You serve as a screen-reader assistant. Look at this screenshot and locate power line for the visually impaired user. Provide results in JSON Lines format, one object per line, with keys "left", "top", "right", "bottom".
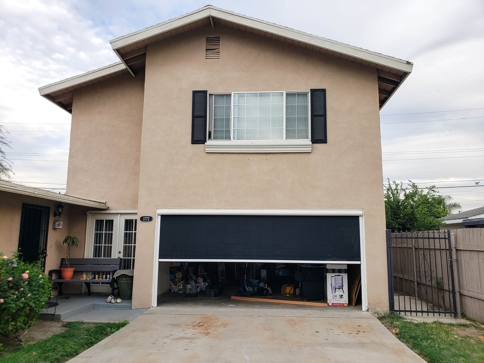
{"left": 381, "top": 116, "right": 483, "bottom": 124}
{"left": 1, "top": 123, "right": 70, "bottom": 125}
{"left": 381, "top": 107, "right": 484, "bottom": 116}
{"left": 384, "top": 185, "right": 484, "bottom": 190}
{"left": 9, "top": 159, "right": 68, "bottom": 163}
{"left": 383, "top": 155, "right": 484, "bottom": 161}
{"left": 6, "top": 153, "right": 69, "bottom": 156}
{"left": 396, "top": 179, "right": 483, "bottom": 185}
{"left": 383, "top": 148, "right": 484, "bottom": 155}
{"left": 401, "top": 178, "right": 484, "bottom": 185}
{"left": 6, "top": 130, "right": 70, "bottom": 133}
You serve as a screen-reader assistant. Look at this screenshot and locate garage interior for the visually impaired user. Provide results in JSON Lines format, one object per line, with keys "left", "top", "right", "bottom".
{"left": 157, "top": 213, "right": 363, "bottom": 307}
{"left": 158, "top": 261, "right": 362, "bottom": 307}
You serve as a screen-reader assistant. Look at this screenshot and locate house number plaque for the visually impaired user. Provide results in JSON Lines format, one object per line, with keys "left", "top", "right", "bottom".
{"left": 140, "top": 216, "right": 153, "bottom": 222}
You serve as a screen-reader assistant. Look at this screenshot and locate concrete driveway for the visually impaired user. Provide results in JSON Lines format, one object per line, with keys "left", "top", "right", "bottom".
{"left": 68, "top": 301, "right": 424, "bottom": 363}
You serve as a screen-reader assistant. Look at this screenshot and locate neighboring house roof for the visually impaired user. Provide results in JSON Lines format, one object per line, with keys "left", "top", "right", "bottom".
{"left": 39, "top": 5, "right": 412, "bottom": 113}
{"left": 443, "top": 206, "right": 484, "bottom": 225}
{"left": 0, "top": 180, "right": 108, "bottom": 209}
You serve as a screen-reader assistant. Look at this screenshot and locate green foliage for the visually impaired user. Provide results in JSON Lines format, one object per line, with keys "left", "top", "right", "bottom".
{"left": 384, "top": 180, "right": 460, "bottom": 231}
{"left": 62, "top": 236, "right": 79, "bottom": 267}
{"left": 0, "top": 125, "right": 12, "bottom": 180}
{"left": 0, "top": 252, "right": 52, "bottom": 340}
{"left": 378, "top": 313, "right": 484, "bottom": 363}
{"left": 0, "top": 321, "right": 128, "bottom": 363}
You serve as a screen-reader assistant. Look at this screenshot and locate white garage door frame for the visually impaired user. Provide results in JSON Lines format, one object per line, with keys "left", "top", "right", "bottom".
{"left": 152, "top": 209, "right": 367, "bottom": 311}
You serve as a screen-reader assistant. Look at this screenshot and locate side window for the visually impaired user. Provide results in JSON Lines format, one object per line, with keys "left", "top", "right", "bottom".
{"left": 209, "top": 94, "right": 231, "bottom": 140}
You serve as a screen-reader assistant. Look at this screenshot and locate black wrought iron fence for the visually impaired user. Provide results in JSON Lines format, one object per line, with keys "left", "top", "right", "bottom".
{"left": 386, "top": 230, "right": 457, "bottom": 317}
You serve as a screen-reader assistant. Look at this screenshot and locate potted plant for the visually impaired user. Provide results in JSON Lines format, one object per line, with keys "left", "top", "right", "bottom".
{"left": 60, "top": 235, "right": 79, "bottom": 280}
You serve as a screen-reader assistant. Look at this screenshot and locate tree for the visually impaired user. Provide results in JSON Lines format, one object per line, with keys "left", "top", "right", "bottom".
{"left": 0, "top": 124, "right": 12, "bottom": 180}
{"left": 384, "top": 180, "right": 461, "bottom": 232}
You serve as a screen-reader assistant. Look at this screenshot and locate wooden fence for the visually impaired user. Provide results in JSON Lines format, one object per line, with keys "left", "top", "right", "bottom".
{"left": 452, "top": 229, "right": 484, "bottom": 323}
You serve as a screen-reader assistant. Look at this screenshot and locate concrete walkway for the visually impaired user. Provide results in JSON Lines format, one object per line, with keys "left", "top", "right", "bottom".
{"left": 68, "top": 302, "right": 424, "bottom": 363}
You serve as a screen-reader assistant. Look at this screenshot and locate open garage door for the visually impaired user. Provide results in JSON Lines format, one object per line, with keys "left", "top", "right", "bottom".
{"left": 159, "top": 215, "right": 360, "bottom": 262}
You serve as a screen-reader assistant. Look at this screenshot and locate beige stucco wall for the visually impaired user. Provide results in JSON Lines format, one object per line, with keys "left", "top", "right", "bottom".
{"left": 67, "top": 71, "right": 145, "bottom": 210}
{"left": 66, "top": 24, "right": 389, "bottom": 310}
{"left": 128, "top": 25, "right": 387, "bottom": 309}
{"left": 0, "top": 191, "right": 89, "bottom": 276}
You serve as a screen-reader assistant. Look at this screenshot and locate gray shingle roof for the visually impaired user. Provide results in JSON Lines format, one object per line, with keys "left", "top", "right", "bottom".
{"left": 443, "top": 206, "right": 484, "bottom": 220}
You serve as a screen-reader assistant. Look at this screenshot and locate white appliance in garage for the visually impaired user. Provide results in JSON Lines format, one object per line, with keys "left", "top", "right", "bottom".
{"left": 327, "top": 264, "right": 348, "bottom": 306}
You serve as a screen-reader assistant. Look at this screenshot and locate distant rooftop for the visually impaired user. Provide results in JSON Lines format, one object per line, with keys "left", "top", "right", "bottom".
{"left": 443, "top": 206, "right": 484, "bottom": 221}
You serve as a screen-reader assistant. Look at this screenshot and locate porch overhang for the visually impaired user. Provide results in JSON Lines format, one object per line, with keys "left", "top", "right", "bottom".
{"left": 0, "top": 180, "right": 108, "bottom": 209}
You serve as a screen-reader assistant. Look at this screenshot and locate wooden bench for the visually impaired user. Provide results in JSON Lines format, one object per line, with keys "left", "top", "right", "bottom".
{"left": 49, "top": 258, "right": 122, "bottom": 296}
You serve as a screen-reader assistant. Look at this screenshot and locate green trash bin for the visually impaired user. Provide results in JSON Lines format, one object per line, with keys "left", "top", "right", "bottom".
{"left": 116, "top": 274, "right": 133, "bottom": 300}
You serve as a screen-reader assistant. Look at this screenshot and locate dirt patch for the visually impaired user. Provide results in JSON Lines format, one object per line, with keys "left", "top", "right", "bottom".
{"left": 0, "top": 319, "right": 66, "bottom": 352}
{"left": 23, "top": 320, "right": 66, "bottom": 344}
{"left": 454, "top": 325, "right": 484, "bottom": 340}
{"left": 190, "top": 315, "right": 228, "bottom": 338}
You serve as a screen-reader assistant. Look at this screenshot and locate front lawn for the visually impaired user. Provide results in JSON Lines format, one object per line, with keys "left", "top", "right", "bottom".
{"left": 0, "top": 321, "right": 127, "bottom": 363}
{"left": 379, "top": 313, "right": 484, "bottom": 363}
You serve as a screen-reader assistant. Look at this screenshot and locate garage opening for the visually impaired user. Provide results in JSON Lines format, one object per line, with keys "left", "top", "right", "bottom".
{"left": 157, "top": 261, "right": 362, "bottom": 307}
{"left": 155, "top": 211, "right": 365, "bottom": 309}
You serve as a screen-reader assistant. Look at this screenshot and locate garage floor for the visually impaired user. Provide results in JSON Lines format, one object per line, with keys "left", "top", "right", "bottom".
{"left": 68, "top": 300, "right": 424, "bottom": 362}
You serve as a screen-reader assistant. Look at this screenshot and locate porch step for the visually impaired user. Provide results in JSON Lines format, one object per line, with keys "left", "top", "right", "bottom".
{"left": 40, "top": 294, "right": 133, "bottom": 321}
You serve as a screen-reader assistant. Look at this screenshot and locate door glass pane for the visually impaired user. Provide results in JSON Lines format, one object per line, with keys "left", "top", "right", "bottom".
{"left": 121, "top": 219, "right": 137, "bottom": 269}
{"left": 93, "top": 219, "right": 115, "bottom": 258}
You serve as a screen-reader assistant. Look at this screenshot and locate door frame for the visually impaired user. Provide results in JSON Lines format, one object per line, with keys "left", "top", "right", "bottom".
{"left": 153, "top": 209, "right": 367, "bottom": 311}
{"left": 18, "top": 203, "right": 50, "bottom": 267}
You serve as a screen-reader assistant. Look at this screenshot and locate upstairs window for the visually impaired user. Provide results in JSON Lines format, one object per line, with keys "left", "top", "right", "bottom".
{"left": 192, "top": 89, "right": 326, "bottom": 152}
{"left": 209, "top": 92, "right": 309, "bottom": 141}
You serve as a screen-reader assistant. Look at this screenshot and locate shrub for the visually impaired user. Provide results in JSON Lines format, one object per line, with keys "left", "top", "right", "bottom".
{"left": 0, "top": 252, "right": 52, "bottom": 341}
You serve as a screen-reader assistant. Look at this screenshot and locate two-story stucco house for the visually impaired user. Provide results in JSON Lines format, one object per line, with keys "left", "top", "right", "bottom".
{"left": 1, "top": 6, "right": 412, "bottom": 311}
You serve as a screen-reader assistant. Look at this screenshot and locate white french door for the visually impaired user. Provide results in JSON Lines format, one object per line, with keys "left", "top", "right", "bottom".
{"left": 86, "top": 213, "right": 137, "bottom": 270}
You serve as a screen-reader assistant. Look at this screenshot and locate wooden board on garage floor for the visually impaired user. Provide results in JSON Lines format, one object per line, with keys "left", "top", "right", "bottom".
{"left": 232, "top": 296, "right": 328, "bottom": 307}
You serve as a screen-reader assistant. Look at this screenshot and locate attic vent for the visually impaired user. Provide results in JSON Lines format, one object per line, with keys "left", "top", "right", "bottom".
{"left": 206, "top": 36, "right": 220, "bottom": 59}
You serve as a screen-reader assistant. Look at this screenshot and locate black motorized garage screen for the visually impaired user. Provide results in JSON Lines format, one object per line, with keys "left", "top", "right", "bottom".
{"left": 159, "top": 215, "right": 360, "bottom": 261}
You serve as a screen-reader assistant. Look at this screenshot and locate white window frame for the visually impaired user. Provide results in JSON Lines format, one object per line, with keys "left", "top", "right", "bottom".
{"left": 205, "top": 91, "right": 312, "bottom": 153}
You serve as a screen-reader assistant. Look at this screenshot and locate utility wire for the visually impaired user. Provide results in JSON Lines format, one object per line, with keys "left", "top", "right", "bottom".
{"left": 383, "top": 155, "right": 484, "bottom": 161}
{"left": 381, "top": 116, "right": 483, "bottom": 124}
{"left": 381, "top": 107, "right": 484, "bottom": 116}
{"left": 383, "top": 148, "right": 484, "bottom": 155}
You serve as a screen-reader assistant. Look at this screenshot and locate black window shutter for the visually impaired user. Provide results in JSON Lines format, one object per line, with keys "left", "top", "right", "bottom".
{"left": 310, "top": 89, "right": 327, "bottom": 143}
{"left": 191, "top": 90, "right": 208, "bottom": 144}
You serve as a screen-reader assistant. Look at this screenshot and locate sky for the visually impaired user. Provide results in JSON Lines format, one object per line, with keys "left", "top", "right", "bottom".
{"left": 0, "top": 0, "right": 483, "bottom": 212}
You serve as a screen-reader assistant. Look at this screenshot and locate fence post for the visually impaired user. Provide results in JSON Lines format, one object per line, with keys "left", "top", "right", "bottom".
{"left": 386, "top": 230, "right": 395, "bottom": 313}
{"left": 412, "top": 237, "right": 418, "bottom": 300}
{"left": 450, "top": 231, "right": 461, "bottom": 318}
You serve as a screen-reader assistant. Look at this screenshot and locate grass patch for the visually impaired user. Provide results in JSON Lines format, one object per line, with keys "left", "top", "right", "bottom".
{"left": 0, "top": 321, "right": 127, "bottom": 363}
{"left": 379, "top": 313, "right": 484, "bottom": 363}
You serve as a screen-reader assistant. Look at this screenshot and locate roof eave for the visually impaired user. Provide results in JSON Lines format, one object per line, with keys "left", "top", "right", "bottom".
{"left": 39, "top": 62, "right": 126, "bottom": 96}
{"left": 38, "top": 62, "right": 127, "bottom": 113}
{"left": 111, "top": 6, "right": 413, "bottom": 75}
{"left": 0, "top": 181, "right": 108, "bottom": 209}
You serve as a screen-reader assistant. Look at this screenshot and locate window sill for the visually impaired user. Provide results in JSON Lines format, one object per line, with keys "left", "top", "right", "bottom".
{"left": 205, "top": 140, "right": 312, "bottom": 153}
